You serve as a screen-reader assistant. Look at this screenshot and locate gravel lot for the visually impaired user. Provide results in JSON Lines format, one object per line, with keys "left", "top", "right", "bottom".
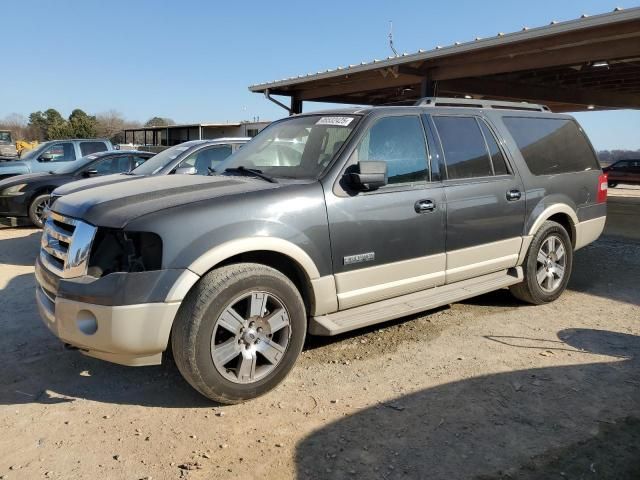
{"left": 0, "top": 188, "right": 638, "bottom": 480}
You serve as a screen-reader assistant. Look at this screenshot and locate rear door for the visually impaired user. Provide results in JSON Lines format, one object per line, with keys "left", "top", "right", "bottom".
{"left": 325, "top": 114, "right": 446, "bottom": 310}
{"left": 426, "top": 114, "right": 525, "bottom": 284}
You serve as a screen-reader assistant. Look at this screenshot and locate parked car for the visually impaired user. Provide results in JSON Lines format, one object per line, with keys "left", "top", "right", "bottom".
{"left": 0, "top": 139, "right": 113, "bottom": 180}
{"left": 0, "top": 130, "right": 18, "bottom": 160}
{"left": 603, "top": 159, "right": 640, "bottom": 187}
{"left": 35, "top": 98, "right": 607, "bottom": 404}
{"left": 0, "top": 150, "right": 154, "bottom": 228}
{"left": 49, "top": 138, "right": 249, "bottom": 202}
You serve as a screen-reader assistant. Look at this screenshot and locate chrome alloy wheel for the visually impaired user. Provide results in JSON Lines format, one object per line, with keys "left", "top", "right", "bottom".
{"left": 536, "top": 235, "right": 567, "bottom": 293}
{"left": 35, "top": 197, "right": 51, "bottom": 223}
{"left": 211, "top": 291, "right": 291, "bottom": 384}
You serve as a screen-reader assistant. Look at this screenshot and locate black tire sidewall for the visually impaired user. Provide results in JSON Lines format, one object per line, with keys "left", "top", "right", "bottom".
{"left": 525, "top": 222, "right": 573, "bottom": 303}
{"left": 28, "top": 194, "right": 50, "bottom": 228}
{"left": 190, "top": 268, "right": 306, "bottom": 402}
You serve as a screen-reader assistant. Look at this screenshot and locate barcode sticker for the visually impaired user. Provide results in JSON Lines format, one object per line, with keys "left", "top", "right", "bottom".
{"left": 316, "top": 116, "right": 354, "bottom": 127}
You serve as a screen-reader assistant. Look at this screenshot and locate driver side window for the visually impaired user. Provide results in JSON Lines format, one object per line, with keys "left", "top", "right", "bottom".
{"left": 41, "top": 143, "right": 76, "bottom": 162}
{"left": 355, "top": 116, "right": 429, "bottom": 185}
{"left": 89, "top": 155, "right": 132, "bottom": 175}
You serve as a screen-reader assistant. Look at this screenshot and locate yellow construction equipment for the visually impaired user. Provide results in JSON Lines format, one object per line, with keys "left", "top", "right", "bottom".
{"left": 16, "top": 140, "right": 39, "bottom": 156}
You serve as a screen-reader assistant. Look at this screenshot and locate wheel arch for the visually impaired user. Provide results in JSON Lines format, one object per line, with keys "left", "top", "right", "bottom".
{"left": 166, "top": 238, "right": 333, "bottom": 316}
{"left": 527, "top": 204, "right": 578, "bottom": 247}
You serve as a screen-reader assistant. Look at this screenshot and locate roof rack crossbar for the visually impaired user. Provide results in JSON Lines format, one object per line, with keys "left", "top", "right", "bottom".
{"left": 415, "top": 97, "right": 550, "bottom": 112}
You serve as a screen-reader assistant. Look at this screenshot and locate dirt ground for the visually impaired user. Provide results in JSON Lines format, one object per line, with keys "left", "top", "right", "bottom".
{"left": 0, "top": 188, "right": 638, "bottom": 480}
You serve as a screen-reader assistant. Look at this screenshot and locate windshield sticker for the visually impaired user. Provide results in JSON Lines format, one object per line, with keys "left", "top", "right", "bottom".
{"left": 316, "top": 116, "right": 354, "bottom": 127}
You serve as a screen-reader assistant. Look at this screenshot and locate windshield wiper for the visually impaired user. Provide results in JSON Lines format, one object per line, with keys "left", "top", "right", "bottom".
{"left": 224, "top": 166, "right": 277, "bottom": 183}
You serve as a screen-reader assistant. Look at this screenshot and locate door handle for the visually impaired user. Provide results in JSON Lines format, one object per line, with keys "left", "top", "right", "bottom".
{"left": 415, "top": 199, "right": 436, "bottom": 213}
{"left": 506, "top": 189, "right": 522, "bottom": 201}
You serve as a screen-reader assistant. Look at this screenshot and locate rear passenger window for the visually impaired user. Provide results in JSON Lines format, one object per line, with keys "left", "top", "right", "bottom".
{"left": 80, "top": 141, "right": 108, "bottom": 156}
{"left": 433, "top": 116, "right": 493, "bottom": 179}
{"left": 503, "top": 117, "right": 599, "bottom": 175}
{"left": 356, "top": 116, "right": 429, "bottom": 184}
{"left": 479, "top": 120, "right": 509, "bottom": 175}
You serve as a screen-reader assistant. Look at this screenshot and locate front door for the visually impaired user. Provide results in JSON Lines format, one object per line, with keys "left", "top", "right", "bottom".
{"left": 325, "top": 114, "right": 446, "bottom": 310}
{"left": 427, "top": 114, "right": 526, "bottom": 283}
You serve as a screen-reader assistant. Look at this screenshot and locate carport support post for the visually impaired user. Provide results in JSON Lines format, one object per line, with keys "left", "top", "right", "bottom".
{"left": 290, "top": 97, "right": 303, "bottom": 115}
{"left": 421, "top": 76, "right": 436, "bottom": 98}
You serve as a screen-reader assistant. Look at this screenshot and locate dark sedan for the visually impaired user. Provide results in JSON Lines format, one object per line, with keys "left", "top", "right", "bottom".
{"left": 0, "top": 150, "right": 154, "bottom": 228}
{"left": 603, "top": 159, "right": 640, "bottom": 187}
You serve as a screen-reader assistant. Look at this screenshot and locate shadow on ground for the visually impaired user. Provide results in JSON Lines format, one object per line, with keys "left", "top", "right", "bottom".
{"left": 295, "top": 329, "right": 640, "bottom": 480}
{"left": 0, "top": 229, "right": 41, "bottom": 266}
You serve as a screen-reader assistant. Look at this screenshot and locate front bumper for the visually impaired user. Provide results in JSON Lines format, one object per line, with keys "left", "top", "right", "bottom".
{"left": 0, "top": 192, "right": 29, "bottom": 222}
{"left": 35, "top": 257, "right": 185, "bottom": 366}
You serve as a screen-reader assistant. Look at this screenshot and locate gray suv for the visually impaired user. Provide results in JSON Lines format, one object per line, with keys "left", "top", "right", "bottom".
{"left": 34, "top": 98, "right": 607, "bottom": 404}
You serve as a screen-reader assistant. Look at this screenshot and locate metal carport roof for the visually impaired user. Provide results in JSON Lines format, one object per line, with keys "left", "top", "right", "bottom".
{"left": 249, "top": 7, "right": 640, "bottom": 113}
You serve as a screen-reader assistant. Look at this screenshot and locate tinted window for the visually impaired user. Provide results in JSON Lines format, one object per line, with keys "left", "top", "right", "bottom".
{"left": 41, "top": 142, "right": 76, "bottom": 162}
{"left": 479, "top": 120, "right": 509, "bottom": 175}
{"left": 503, "top": 117, "right": 599, "bottom": 175}
{"left": 434, "top": 116, "right": 492, "bottom": 179}
{"left": 90, "top": 155, "right": 131, "bottom": 175}
{"left": 80, "top": 141, "right": 108, "bottom": 156}
{"left": 356, "top": 116, "right": 429, "bottom": 184}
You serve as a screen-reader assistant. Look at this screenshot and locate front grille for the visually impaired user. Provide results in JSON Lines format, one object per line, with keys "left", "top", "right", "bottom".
{"left": 40, "top": 212, "right": 97, "bottom": 278}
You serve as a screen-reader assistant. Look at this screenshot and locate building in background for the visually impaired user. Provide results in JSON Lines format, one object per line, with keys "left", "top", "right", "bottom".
{"left": 122, "top": 120, "right": 270, "bottom": 149}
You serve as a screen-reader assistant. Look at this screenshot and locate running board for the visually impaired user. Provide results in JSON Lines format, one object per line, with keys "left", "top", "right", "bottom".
{"left": 309, "top": 267, "right": 523, "bottom": 336}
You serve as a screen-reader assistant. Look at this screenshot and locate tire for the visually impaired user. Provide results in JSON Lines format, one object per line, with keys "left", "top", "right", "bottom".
{"left": 28, "top": 193, "right": 52, "bottom": 228}
{"left": 171, "top": 262, "right": 307, "bottom": 404}
{"left": 510, "top": 220, "right": 573, "bottom": 305}
{"left": 608, "top": 181, "right": 618, "bottom": 188}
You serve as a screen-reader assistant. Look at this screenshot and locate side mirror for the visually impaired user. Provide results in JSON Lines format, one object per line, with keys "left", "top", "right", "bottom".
{"left": 175, "top": 166, "right": 197, "bottom": 175}
{"left": 345, "top": 161, "right": 388, "bottom": 191}
{"left": 39, "top": 153, "right": 55, "bottom": 162}
{"left": 83, "top": 169, "right": 99, "bottom": 177}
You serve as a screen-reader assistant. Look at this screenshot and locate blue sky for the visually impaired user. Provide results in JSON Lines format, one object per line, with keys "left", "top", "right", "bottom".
{"left": 1, "top": 0, "right": 639, "bottom": 150}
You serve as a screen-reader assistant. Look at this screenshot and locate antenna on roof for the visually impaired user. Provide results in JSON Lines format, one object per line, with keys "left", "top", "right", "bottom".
{"left": 388, "top": 21, "right": 399, "bottom": 57}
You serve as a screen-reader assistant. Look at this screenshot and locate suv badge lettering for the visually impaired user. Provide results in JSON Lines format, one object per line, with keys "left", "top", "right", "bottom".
{"left": 344, "top": 252, "right": 375, "bottom": 265}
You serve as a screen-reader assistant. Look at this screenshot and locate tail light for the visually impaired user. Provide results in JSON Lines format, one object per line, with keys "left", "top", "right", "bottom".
{"left": 597, "top": 173, "right": 608, "bottom": 203}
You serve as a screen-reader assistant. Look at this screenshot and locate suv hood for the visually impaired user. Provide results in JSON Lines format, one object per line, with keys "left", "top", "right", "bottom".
{"left": 53, "top": 173, "right": 141, "bottom": 196}
{"left": 53, "top": 174, "right": 279, "bottom": 228}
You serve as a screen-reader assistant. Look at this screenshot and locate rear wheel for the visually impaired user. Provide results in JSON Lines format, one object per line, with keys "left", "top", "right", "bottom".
{"left": 28, "top": 193, "right": 51, "bottom": 228}
{"left": 510, "top": 220, "right": 573, "bottom": 305}
{"left": 171, "top": 263, "right": 306, "bottom": 404}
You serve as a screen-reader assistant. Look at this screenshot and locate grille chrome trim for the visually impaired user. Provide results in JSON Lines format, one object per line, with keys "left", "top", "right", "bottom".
{"left": 40, "top": 211, "right": 97, "bottom": 279}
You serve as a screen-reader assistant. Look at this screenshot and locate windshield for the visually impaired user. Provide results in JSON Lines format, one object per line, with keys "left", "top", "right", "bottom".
{"left": 217, "top": 115, "right": 358, "bottom": 180}
{"left": 130, "top": 143, "right": 193, "bottom": 175}
{"left": 0, "top": 132, "right": 11, "bottom": 143}
{"left": 18, "top": 142, "right": 51, "bottom": 160}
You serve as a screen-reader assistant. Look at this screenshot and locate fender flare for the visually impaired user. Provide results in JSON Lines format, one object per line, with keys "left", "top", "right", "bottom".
{"left": 166, "top": 237, "right": 321, "bottom": 302}
{"left": 527, "top": 203, "right": 578, "bottom": 238}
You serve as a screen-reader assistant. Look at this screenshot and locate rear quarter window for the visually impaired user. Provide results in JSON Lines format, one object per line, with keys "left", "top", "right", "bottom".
{"left": 80, "top": 141, "right": 108, "bottom": 156}
{"left": 503, "top": 117, "right": 599, "bottom": 175}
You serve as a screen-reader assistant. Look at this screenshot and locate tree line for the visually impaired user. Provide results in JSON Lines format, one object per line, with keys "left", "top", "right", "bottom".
{"left": 0, "top": 110, "right": 174, "bottom": 144}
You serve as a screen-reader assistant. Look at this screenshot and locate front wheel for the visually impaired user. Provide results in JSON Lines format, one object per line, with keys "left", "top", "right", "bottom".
{"left": 510, "top": 220, "right": 573, "bottom": 305}
{"left": 171, "top": 263, "right": 307, "bottom": 404}
{"left": 28, "top": 193, "right": 51, "bottom": 228}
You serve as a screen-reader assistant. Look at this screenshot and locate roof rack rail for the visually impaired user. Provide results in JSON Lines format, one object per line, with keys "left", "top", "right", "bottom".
{"left": 415, "top": 97, "right": 550, "bottom": 112}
